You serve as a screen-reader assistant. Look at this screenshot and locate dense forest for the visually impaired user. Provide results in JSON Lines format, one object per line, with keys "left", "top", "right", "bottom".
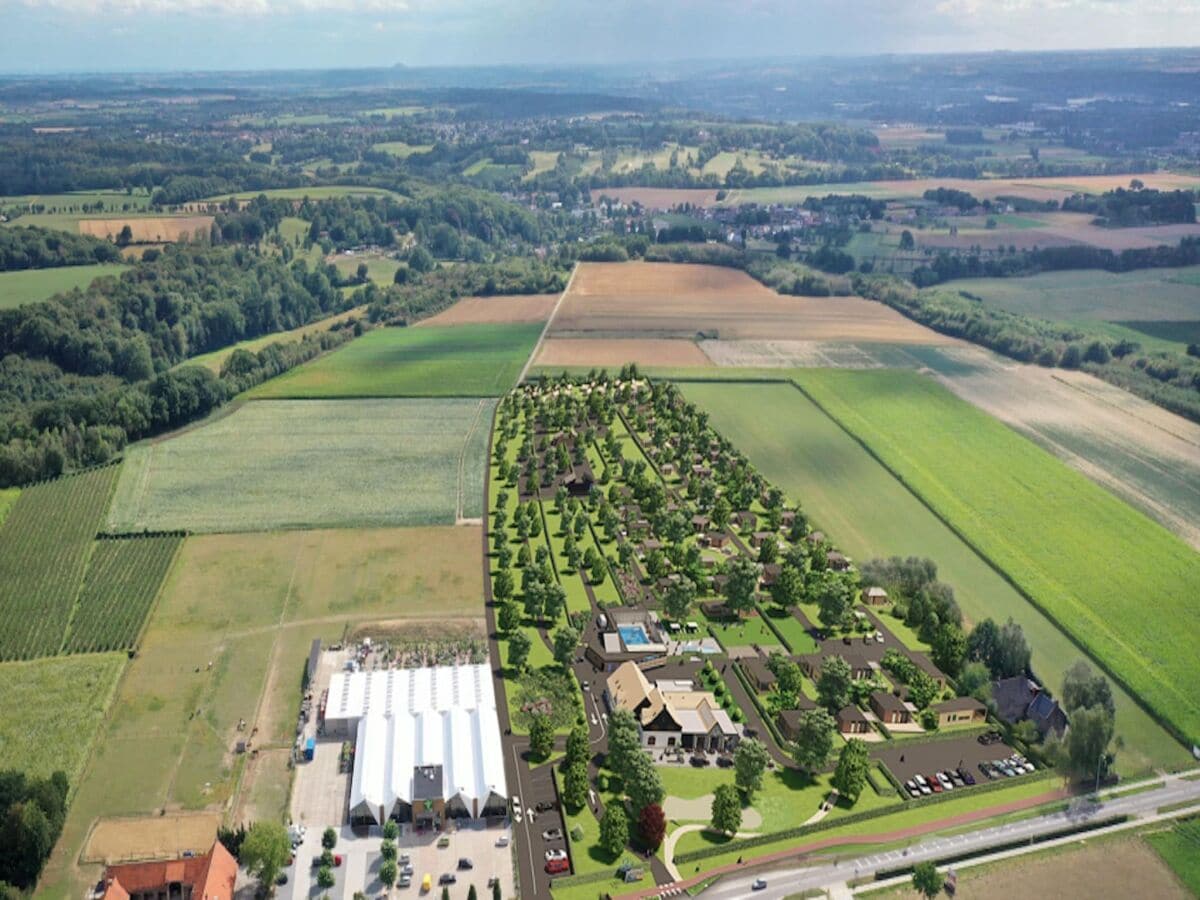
{"left": 1061, "top": 187, "right": 1197, "bottom": 227}
{"left": 0, "top": 227, "right": 121, "bottom": 270}
{"left": 0, "top": 770, "right": 68, "bottom": 891}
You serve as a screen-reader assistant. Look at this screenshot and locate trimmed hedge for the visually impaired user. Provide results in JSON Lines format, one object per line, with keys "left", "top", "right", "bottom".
{"left": 673, "top": 768, "right": 1059, "bottom": 864}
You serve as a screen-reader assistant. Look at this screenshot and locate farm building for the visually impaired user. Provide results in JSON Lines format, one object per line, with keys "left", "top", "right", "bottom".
{"left": 864, "top": 587, "right": 889, "bottom": 606}
{"left": 323, "top": 665, "right": 508, "bottom": 827}
{"left": 101, "top": 841, "right": 236, "bottom": 900}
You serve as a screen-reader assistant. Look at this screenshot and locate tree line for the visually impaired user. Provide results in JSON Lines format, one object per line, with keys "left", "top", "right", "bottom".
{"left": 0, "top": 227, "right": 121, "bottom": 271}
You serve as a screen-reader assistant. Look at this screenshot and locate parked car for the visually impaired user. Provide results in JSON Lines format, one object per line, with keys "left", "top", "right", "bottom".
{"left": 511, "top": 796, "right": 523, "bottom": 823}
{"left": 438, "top": 873, "right": 457, "bottom": 885}
{"left": 716, "top": 755, "right": 734, "bottom": 768}
{"left": 913, "top": 774, "right": 928, "bottom": 787}
{"left": 979, "top": 762, "right": 996, "bottom": 779}
{"left": 957, "top": 768, "right": 976, "bottom": 786}
{"left": 494, "top": 835, "right": 509, "bottom": 848}
{"left": 545, "top": 857, "right": 569, "bottom": 875}
{"left": 545, "top": 849, "right": 568, "bottom": 862}
{"left": 937, "top": 772, "right": 953, "bottom": 790}
{"left": 950, "top": 770, "right": 965, "bottom": 787}
{"left": 275, "top": 874, "right": 288, "bottom": 886}
{"left": 457, "top": 858, "right": 473, "bottom": 870}
{"left": 928, "top": 775, "right": 943, "bottom": 793}
{"left": 535, "top": 800, "right": 556, "bottom": 813}
{"left": 397, "top": 874, "right": 411, "bottom": 889}
{"left": 542, "top": 828, "right": 563, "bottom": 841}
{"left": 690, "top": 755, "right": 709, "bottom": 767}
{"left": 752, "top": 878, "right": 768, "bottom": 891}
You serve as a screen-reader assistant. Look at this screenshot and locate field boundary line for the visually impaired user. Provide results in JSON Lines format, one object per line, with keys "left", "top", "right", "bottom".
{"left": 518, "top": 261, "right": 577, "bottom": 384}
{"left": 775, "top": 375, "right": 1195, "bottom": 752}
{"left": 455, "top": 399, "right": 488, "bottom": 524}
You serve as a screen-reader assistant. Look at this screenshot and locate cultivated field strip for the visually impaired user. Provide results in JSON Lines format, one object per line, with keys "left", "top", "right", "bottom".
{"left": 105, "top": 398, "right": 496, "bottom": 533}
{"left": 0, "top": 466, "right": 119, "bottom": 661}
{"left": 794, "top": 370, "right": 1200, "bottom": 747}
{"left": 64, "top": 535, "right": 183, "bottom": 655}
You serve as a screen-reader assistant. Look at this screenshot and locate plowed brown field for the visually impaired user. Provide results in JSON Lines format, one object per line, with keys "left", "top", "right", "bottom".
{"left": 551, "top": 262, "right": 957, "bottom": 343}
{"left": 416, "top": 293, "right": 558, "bottom": 326}
{"left": 536, "top": 337, "right": 712, "bottom": 368}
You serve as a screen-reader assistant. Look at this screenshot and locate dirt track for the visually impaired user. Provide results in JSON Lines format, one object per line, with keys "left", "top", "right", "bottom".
{"left": 552, "top": 262, "right": 956, "bottom": 343}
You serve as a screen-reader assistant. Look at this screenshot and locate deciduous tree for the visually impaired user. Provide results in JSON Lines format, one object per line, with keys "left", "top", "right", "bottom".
{"left": 790, "top": 708, "right": 836, "bottom": 773}
{"left": 831, "top": 738, "right": 870, "bottom": 804}
{"left": 710, "top": 784, "right": 742, "bottom": 836}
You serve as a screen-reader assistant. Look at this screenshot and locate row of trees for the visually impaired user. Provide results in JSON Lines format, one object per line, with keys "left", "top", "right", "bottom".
{"left": 0, "top": 226, "right": 121, "bottom": 271}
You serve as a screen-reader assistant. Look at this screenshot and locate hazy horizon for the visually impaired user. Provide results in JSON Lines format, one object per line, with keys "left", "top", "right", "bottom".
{"left": 1, "top": 0, "right": 1199, "bottom": 76}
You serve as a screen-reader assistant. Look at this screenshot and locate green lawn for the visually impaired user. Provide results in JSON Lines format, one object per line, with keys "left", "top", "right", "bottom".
{"left": 793, "top": 370, "right": 1200, "bottom": 755}
{"left": 661, "top": 764, "right": 896, "bottom": 858}
{"left": 759, "top": 604, "right": 818, "bottom": 654}
{"left": 682, "top": 380, "right": 1189, "bottom": 773}
{"left": 329, "top": 253, "right": 403, "bottom": 286}
{"left": 0, "top": 263, "right": 127, "bottom": 309}
{"left": 198, "top": 185, "right": 401, "bottom": 202}
{"left": 701, "top": 608, "right": 785, "bottom": 652}
{"left": 248, "top": 322, "right": 542, "bottom": 398}
{"left": 1145, "top": 816, "right": 1200, "bottom": 895}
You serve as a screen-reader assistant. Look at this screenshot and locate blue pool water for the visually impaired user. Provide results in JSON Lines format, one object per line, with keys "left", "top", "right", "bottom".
{"left": 618, "top": 624, "right": 651, "bottom": 647}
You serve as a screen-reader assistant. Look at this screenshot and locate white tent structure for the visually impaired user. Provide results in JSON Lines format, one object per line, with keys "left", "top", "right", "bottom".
{"left": 329, "top": 665, "right": 508, "bottom": 826}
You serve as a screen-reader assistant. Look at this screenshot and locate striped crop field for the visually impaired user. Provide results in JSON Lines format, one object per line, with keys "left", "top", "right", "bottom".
{"left": 64, "top": 535, "right": 183, "bottom": 655}
{"left": 0, "top": 466, "right": 119, "bottom": 661}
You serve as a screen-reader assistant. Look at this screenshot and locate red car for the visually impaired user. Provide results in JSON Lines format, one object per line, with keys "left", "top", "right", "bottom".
{"left": 545, "top": 857, "right": 569, "bottom": 875}
{"left": 927, "top": 775, "right": 943, "bottom": 794}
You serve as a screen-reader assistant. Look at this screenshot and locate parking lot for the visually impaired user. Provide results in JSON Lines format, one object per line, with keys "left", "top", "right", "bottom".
{"left": 278, "top": 822, "right": 515, "bottom": 900}
{"left": 874, "top": 733, "right": 1033, "bottom": 795}
{"left": 506, "top": 741, "right": 571, "bottom": 895}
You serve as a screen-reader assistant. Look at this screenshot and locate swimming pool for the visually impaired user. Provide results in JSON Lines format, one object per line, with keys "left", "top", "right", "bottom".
{"left": 618, "top": 623, "right": 652, "bottom": 648}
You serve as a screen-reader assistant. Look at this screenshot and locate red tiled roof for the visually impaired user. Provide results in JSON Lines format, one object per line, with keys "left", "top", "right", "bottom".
{"left": 102, "top": 841, "right": 236, "bottom": 900}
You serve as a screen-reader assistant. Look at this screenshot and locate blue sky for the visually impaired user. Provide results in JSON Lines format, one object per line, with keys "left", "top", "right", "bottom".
{"left": 0, "top": 0, "right": 1197, "bottom": 74}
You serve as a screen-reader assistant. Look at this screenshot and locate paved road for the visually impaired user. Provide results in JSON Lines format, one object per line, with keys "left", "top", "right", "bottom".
{"left": 697, "top": 771, "right": 1200, "bottom": 900}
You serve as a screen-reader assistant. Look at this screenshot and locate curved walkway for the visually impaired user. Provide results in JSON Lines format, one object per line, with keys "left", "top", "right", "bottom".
{"left": 663, "top": 824, "right": 762, "bottom": 881}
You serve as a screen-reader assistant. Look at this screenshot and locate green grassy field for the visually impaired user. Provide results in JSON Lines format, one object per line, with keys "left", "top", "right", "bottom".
{"left": 0, "top": 488, "right": 18, "bottom": 527}
{"left": 792, "top": 370, "right": 1200, "bottom": 751}
{"left": 105, "top": 398, "right": 493, "bottom": 533}
{"left": 65, "top": 536, "right": 182, "bottom": 655}
{"left": 681, "top": 381, "right": 1188, "bottom": 772}
{"left": 0, "top": 466, "right": 119, "bottom": 661}
{"left": 371, "top": 141, "right": 433, "bottom": 159}
{"left": 0, "top": 190, "right": 152, "bottom": 213}
{"left": 248, "top": 322, "right": 543, "bottom": 399}
{"left": 1146, "top": 816, "right": 1200, "bottom": 895}
{"left": 0, "top": 263, "right": 127, "bottom": 309}
{"left": 0, "top": 653, "right": 125, "bottom": 781}
{"left": 181, "top": 305, "right": 366, "bottom": 374}
{"left": 329, "top": 253, "right": 402, "bottom": 286}
{"left": 936, "top": 266, "right": 1200, "bottom": 329}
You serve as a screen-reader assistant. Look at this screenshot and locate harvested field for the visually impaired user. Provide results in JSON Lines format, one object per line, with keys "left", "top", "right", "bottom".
{"left": 417, "top": 293, "right": 558, "bottom": 326}
{"left": 83, "top": 813, "right": 221, "bottom": 864}
{"left": 105, "top": 398, "right": 494, "bottom": 533}
{"left": 699, "top": 339, "right": 941, "bottom": 369}
{"left": 537, "top": 337, "right": 713, "bottom": 368}
{"left": 78, "top": 216, "right": 213, "bottom": 244}
{"left": 918, "top": 219, "right": 1200, "bottom": 253}
{"left": 921, "top": 347, "right": 1200, "bottom": 551}
{"left": 942, "top": 835, "right": 1190, "bottom": 900}
{"left": 552, "top": 262, "right": 957, "bottom": 343}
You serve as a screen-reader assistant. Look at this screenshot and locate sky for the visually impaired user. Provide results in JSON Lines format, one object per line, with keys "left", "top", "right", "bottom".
{"left": 0, "top": 0, "right": 1198, "bottom": 74}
